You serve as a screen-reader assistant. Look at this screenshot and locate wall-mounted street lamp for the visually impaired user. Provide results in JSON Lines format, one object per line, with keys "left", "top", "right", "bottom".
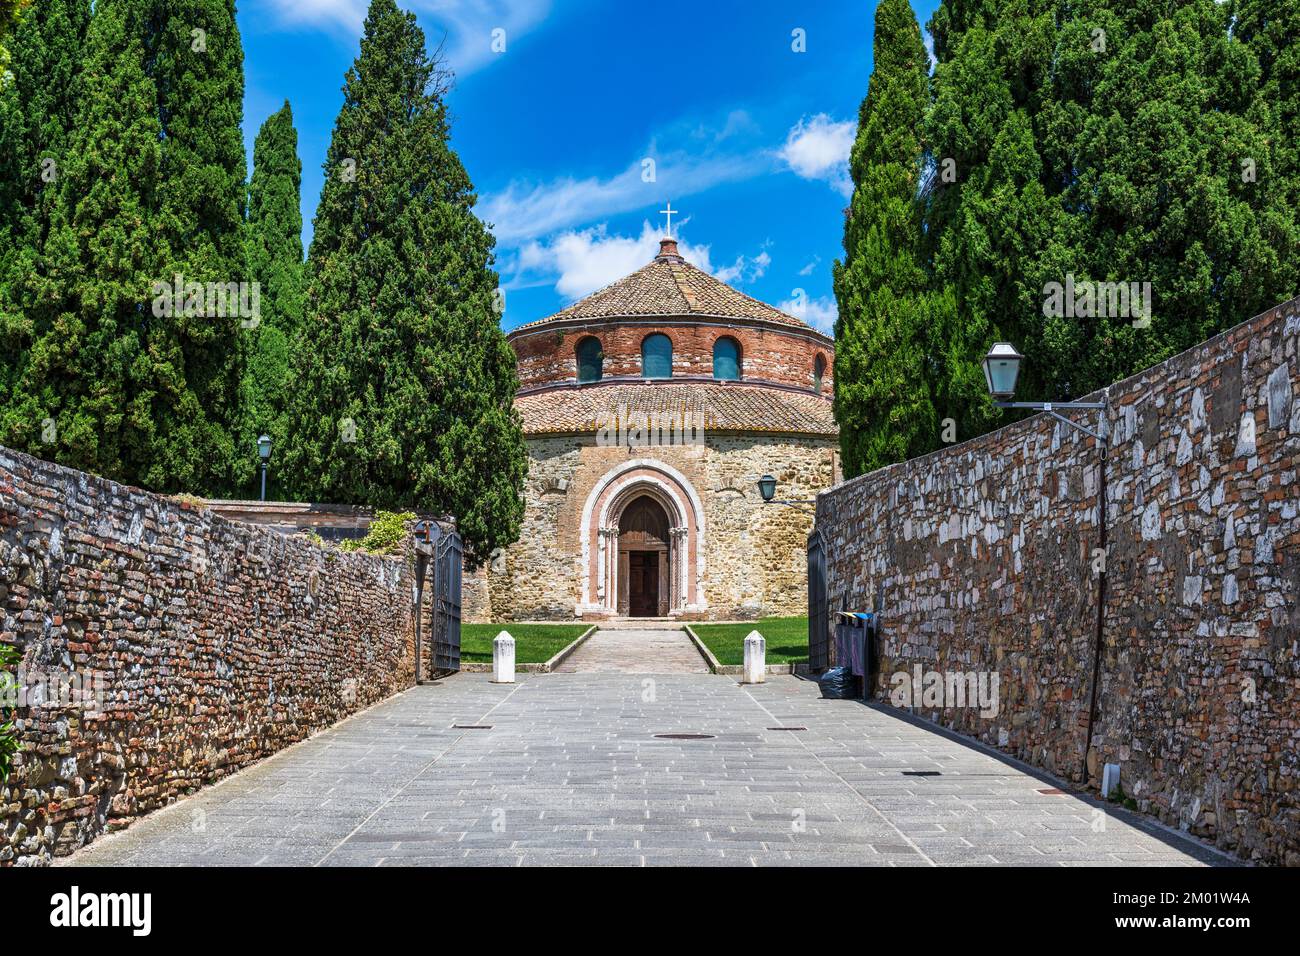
{"left": 982, "top": 342, "right": 1106, "bottom": 443}
{"left": 757, "top": 474, "right": 816, "bottom": 515}
{"left": 257, "top": 434, "right": 272, "bottom": 501}
{"left": 983, "top": 342, "right": 1110, "bottom": 785}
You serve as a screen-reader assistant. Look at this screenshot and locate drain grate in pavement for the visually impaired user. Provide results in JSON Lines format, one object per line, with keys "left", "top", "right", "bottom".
{"left": 901, "top": 771, "right": 942, "bottom": 777}
{"left": 654, "top": 733, "right": 716, "bottom": 740}
{"left": 767, "top": 726, "right": 807, "bottom": 731}
{"left": 453, "top": 725, "right": 493, "bottom": 730}
{"left": 1036, "top": 787, "right": 1067, "bottom": 795}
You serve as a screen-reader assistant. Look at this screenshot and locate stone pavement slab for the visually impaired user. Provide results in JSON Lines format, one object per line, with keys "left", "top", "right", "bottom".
{"left": 554, "top": 627, "right": 709, "bottom": 673}
{"left": 61, "top": 673, "right": 1231, "bottom": 867}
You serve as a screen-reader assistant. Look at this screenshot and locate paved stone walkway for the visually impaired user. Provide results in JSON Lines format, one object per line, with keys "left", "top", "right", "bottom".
{"left": 555, "top": 627, "right": 709, "bottom": 673}
{"left": 62, "top": 674, "right": 1228, "bottom": 867}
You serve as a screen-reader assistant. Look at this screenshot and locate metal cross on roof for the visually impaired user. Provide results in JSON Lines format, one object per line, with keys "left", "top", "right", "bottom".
{"left": 659, "top": 201, "right": 678, "bottom": 237}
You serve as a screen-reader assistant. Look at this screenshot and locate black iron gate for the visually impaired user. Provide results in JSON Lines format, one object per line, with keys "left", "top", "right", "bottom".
{"left": 431, "top": 527, "right": 462, "bottom": 673}
{"left": 414, "top": 520, "right": 462, "bottom": 681}
{"left": 807, "top": 530, "right": 829, "bottom": 672}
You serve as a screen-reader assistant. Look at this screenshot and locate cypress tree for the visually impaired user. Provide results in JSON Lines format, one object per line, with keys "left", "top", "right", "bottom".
{"left": 1233, "top": 0, "right": 1300, "bottom": 298}
{"left": 832, "top": 0, "right": 938, "bottom": 477}
{"left": 925, "top": 0, "right": 1058, "bottom": 437}
{"left": 239, "top": 100, "right": 305, "bottom": 495}
{"left": 0, "top": 0, "right": 33, "bottom": 70}
{"left": 1041, "top": 0, "right": 1294, "bottom": 393}
{"left": 282, "top": 0, "right": 526, "bottom": 560}
{"left": 0, "top": 0, "right": 91, "bottom": 406}
{"left": 151, "top": 0, "right": 248, "bottom": 491}
{"left": 923, "top": 0, "right": 1294, "bottom": 433}
{"left": 2, "top": 0, "right": 247, "bottom": 493}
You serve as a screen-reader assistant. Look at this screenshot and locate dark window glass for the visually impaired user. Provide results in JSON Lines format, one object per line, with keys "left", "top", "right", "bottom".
{"left": 814, "top": 354, "right": 826, "bottom": 393}
{"left": 642, "top": 333, "right": 673, "bottom": 379}
{"left": 576, "top": 336, "right": 603, "bottom": 383}
{"left": 713, "top": 337, "right": 741, "bottom": 381}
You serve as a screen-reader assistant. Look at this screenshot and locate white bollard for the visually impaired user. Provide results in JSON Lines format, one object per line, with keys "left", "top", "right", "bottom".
{"left": 493, "top": 631, "right": 516, "bottom": 684}
{"left": 742, "top": 630, "right": 766, "bottom": 684}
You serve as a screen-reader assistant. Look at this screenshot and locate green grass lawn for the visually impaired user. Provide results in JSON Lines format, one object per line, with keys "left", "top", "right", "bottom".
{"left": 689, "top": 616, "right": 808, "bottom": 665}
{"left": 460, "top": 623, "right": 591, "bottom": 664}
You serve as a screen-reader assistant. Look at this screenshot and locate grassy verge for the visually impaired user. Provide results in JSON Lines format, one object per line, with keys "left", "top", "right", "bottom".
{"left": 689, "top": 616, "right": 808, "bottom": 665}
{"left": 460, "top": 623, "right": 591, "bottom": 664}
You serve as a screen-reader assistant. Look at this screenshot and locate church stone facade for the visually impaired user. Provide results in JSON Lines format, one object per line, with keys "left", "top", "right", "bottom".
{"left": 464, "top": 237, "right": 838, "bottom": 622}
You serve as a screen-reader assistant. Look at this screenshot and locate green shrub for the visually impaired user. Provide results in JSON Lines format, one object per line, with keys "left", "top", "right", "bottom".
{"left": 0, "top": 643, "right": 20, "bottom": 783}
{"left": 339, "top": 510, "right": 416, "bottom": 555}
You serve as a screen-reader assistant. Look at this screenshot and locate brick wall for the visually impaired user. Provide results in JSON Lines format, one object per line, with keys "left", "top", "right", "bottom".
{"left": 816, "top": 298, "right": 1299, "bottom": 865}
{"left": 510, "top": 319, "right": 834, "bottom": 396}
{"left": 0, "top": 447, "right": 419, "bottom": 865}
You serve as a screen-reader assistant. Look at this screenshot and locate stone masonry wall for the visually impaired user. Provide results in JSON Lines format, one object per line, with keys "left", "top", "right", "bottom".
{"left": 816, "top": 298, "right": 1300, "bottom": 865}
{"left": 0, "top": 446, "right": 418, "bottom": 865}
{"left": 467, "top": 433, "right": 837, "bottom": 621}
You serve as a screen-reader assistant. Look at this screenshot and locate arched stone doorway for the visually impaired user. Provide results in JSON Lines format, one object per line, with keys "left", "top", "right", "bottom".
{"left": 618, "top": 495, "right": 670, "bottom": 616}
{"left": 577, "top": 459, "right": 706, "bottom": 618}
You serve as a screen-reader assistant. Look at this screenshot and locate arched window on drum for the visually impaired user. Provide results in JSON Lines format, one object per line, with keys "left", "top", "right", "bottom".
{"left": 712, "top": 336, "right": 741, "bottom": 381}
{"left": 576, "top": 336, "right": 603, "bottom": 383}
{"left": 641, "top": 333, "right": 673, "bottom": 379}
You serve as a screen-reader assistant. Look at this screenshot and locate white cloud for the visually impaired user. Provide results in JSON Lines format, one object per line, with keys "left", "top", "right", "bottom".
{"left": 262, "top": 0, "right": 551, "bottom": 77}
{"left": 715, "top": 248, "right": 771, "bottom": 285}
{"left": 480, "top": 150, "right": 769, "bottom": 245}
{"left": 778, "top": 293, "right": 838, "bottom": 336}
{"left": 264, "top": 0, "right": 364, "bottom": 31}
{"left": 778, "top": 113, "right": 856, "bottom": 196}
{"left": 798, "top": 256, "right": 821, "bottom": 277}
{"left": 513, "top": 221, "right": 718, "bottom": 301}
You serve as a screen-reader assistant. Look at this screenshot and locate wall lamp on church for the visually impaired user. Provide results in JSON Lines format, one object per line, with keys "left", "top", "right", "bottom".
{"left": 757, "top": 474, "right": 817, "bottom": 515}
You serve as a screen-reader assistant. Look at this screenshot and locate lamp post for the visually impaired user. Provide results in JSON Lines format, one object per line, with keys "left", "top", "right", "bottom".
{"left": 757, "top": 473, "right": 817, "bottom": 515}
{"left": 982, "top": 343, "right": 1109, "bottom": 785}
{"left": 257, "top": 434, "right": 272, "bottom": 502}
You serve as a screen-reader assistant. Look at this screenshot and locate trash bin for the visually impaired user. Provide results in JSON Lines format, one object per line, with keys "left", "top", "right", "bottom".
{"left": 834, "top": 611, "right": 877, "bottom": 700}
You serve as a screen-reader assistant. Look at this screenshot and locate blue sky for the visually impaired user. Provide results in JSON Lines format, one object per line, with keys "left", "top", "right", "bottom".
{"left": 242, "top": 1, "right": 941, "bottom": 333}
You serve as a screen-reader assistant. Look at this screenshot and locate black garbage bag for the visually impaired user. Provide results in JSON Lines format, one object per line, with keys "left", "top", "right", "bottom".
{"left": 819, "top": 666, "right": 856, "bottom": 700}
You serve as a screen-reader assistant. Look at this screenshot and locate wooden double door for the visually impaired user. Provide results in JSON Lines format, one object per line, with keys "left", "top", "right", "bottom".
{"left": 616, "top": 495, "right": 672, "bottom": 617}
{"left": 625, "top": 550, "right": 664, "bottom": 617}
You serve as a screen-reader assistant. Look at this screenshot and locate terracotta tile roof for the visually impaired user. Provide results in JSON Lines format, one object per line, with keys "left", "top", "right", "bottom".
{"left": 515, "top": 383, "right": 838, "bottom": 437}
{"left": 512, "top": 246, "right": 817, "bottom": 332}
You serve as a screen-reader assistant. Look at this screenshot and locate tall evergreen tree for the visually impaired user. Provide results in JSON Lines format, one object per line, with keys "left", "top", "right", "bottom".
{"left": 925, "top": 0, "right": 1059, "bottom": 438}
{"left": 1, "top": 0, "right": 247, "bottom": 493}
{"left": 151, "top": 0, "right": 248, "bottom": 491}
{"left": 1234, "top": 0, "right": 1300, "bottom": 294}
{"left": 1041, "top": 0, "right": 1294, "bottom": 393}
{"left": 0, "top": 0, "right": 33, "bottom": 71}
{"left": 833, "top": 0, "right": 938, "bottom": 477}
{"left": 923, "top": 0, "right": 1295, "bottom": 431}
{"left": 239, "top": 100, "right": 305, "bottom": 494}
{"left": 0, "top": 0, "right": 90, "bottom": 406}
{"left": 282, "top": 0, "right": 526, "bottom": 560}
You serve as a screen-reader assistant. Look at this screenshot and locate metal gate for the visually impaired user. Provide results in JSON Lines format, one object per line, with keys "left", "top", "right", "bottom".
{"left": 430, "top": 527, "right": 462, "bottom": 673}
{"left": 414, "top": 520, "right": 462, "bottom": 681}
{"left": 807, "top": 530, "right": 829, "bottom": 672}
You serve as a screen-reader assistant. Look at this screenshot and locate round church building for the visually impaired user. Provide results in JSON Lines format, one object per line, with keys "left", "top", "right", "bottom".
{"left": 464, "top": 236, "right": 839, "bottom": 622}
